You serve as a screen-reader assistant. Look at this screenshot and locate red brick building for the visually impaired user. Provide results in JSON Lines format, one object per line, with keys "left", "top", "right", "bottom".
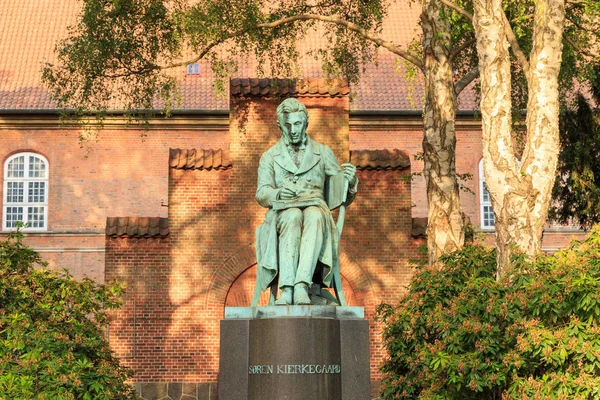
{"left": 0, "top": 1, "right": 586, "bottom": 397}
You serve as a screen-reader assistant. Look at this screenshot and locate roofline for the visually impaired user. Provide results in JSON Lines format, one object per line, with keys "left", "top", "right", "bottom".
{"left": 0, "top": 108, "right": 480, "bottom": 116}
{"left": 0, "top": 109, "right": 229, "bottom": 130}
{"left": 0, "top": 108, "right": 482, "bottom": 131}
{"left": 350, "top": 110, "right": 480, "bottom": 116}
{"left": 0, "top": 109, "right": 230, "bottom": 116}
{"left": 349, "top": 109, "right": 482, "bottom": 130}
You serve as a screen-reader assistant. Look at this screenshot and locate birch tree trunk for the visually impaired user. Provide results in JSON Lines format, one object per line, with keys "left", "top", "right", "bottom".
{"left": 421, "top": 0, "right": 465, "bottom": 265}
{"left": 473, "top": 0, "right": 565, "bottom": 278}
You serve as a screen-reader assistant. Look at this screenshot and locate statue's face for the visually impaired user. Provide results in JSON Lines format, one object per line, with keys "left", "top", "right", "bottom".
{"left": 281, "top": 111, "right": 307, "bottom": 145}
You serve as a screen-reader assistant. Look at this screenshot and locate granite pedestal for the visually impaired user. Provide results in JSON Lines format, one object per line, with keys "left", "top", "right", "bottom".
{"left": 219, "top": 306, "right": 370, "bottom": 400}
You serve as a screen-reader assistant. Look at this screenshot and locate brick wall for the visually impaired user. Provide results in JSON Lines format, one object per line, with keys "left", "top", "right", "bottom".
{"left": 105, "top": 236, "right": 173, "bottom": 364}
{"left": 350, "top": 124, "right": 482, "bottom": 225}
{"left": 342, "top": 168, "right": 417, "bottom": 380}
{"left": 349, "top": 119, "right": 583, "bottom": 250}
{"left": 2, "top": 114, "right": 580, "bottom": 285}
{"left": 105, "top": 91, "right": 418, "bottom": 392}
{"left": 0, "top": 125, "right": 227, "bottom": 280}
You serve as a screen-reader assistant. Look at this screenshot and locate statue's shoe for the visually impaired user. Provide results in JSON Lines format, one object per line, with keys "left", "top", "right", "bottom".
{"left": 275, "top": 287, "right": 293, "bottom": 305}
{"left": 293, "top": 283, "right": 311, "bottom": 305}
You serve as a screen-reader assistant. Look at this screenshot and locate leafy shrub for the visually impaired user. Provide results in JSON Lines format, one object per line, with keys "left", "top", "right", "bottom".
{"left": 378, "top": 226, "right": 600, "bottom": 399}
{"left": 0, "top": 230, "right": 138, "bottom": 400}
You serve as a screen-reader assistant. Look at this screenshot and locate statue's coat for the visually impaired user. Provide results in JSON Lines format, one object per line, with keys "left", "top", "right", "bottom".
{"left": 255, "top": 137, "right": 354, "bottom": 292}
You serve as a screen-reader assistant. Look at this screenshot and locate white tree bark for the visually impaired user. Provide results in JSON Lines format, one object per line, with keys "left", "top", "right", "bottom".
{"left": 421, "top": 0, "right": 466, "bottom": 265}
{"left": 473, "top": 0, "right": 565, "bottom": 277}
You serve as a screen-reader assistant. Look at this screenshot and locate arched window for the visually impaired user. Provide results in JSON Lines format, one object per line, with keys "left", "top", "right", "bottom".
{"left": 3, "top": 153, "right": 48, "bottom": 231}
{"left": 479, "top": 159, "right": 495, "bottom": 229}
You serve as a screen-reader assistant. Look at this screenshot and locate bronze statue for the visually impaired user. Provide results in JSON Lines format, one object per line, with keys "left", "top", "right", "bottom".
{"left": 254, "top": 98, "right": 357, "bottom": 306}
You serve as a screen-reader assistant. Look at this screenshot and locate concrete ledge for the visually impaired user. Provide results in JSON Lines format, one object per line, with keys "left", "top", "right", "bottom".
{"left": 224, "top": 305, "right": 364, "bottom": 320}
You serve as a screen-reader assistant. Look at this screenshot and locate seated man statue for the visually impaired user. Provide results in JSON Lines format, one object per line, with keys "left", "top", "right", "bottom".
{"left": 255, "top": 98, "right": 358, "bottom": 306}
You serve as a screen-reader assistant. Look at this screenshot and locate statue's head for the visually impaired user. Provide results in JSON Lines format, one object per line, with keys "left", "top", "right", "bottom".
{"left": 276, "top": 98, "right": 309, "bottom": 146}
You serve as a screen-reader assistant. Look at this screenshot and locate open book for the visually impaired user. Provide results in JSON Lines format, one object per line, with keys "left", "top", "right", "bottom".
{"left": 271, "top": 171, "right": 349, "bottom": 211}
{"left": 272, "top": 196, "right": 323, "bottom": 211}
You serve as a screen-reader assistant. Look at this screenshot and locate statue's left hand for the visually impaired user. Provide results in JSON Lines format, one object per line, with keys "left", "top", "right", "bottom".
{"left": 341, "top": 163, "right": 357, "bottom": 187}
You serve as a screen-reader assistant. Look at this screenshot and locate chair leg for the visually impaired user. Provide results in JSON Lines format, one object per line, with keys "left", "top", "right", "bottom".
{"left": 332, "top": 259, "right": 347, "bottom": 306}
{"left": 268, "top": 273, "right": 279, "bottom": 306}
{"left": 252, "top": 270, "right": 279, "bottom": 307}
{"left": 269, "top": 284, "right": 278, "bottom": 306}
{"left": 251, "top": 282, "right": 262, "bottom": 308}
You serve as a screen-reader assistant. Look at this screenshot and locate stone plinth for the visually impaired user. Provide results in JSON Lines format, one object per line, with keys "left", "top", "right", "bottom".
{"left": 134, "top": 382, "right": 217, "bottom": 400}
{"left": 219, "top": 306, "right": 370, "bottom": 400}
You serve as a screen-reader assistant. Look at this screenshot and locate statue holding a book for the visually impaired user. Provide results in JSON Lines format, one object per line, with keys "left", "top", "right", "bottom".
{"left": 254, "top": 98, "right": 358, "bottom": 306}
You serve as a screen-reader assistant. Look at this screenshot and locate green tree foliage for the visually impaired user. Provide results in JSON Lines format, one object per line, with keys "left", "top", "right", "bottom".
{"left": 551, "top": 66, "right": 600, "bottom": 228}
{"left": 489, "top": 0, "right": 600, "bottom": 123}
{"left": 0, "top": 230, "right": 138, "bottom": 400}
{"left": 505, "top": 0, "right": 600, "bottom": 205}
{"left": 42, "top": 0, "right": 391, "bottom": 120}
{"left": 378, "top": 226, "right": 600, "bottom": 399}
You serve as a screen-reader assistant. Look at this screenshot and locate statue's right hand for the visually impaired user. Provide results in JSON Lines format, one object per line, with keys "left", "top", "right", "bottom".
{"left": 279, "top": 187, "right": 297, "bottom": 200}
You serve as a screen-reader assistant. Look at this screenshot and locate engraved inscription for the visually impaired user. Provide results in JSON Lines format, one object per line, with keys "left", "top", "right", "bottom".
{"left": 248, "top": 365, "right": 274, "bottom": 374}
{"left": 248, "top": 364, "right": 341, "bottom": 375}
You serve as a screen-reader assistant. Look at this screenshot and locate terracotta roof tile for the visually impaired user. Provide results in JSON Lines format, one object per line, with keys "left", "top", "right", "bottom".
{"left": 350, "top": 149, "right": 410, "bottom": 170}
{"left": 230, "top": 78, "right": 349, "bottom": 98}
{"left": 106, "top": 217, "right": 169, "bottom": 237}
{"left": 169, "top": 148, "right": 232, "bottom": 170}
{"left": 0, "top": 0, "right": 478, "bottom": 111}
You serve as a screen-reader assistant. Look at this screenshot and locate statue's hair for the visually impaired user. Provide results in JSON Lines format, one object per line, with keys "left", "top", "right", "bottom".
{"left": 276, "top": 98, "right": 309, "bottom": 129}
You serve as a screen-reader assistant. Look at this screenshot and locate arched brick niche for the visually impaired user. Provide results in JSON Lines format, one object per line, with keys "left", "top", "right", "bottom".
{"left": 225, "top": 264, "right": 359, "bottom": 307}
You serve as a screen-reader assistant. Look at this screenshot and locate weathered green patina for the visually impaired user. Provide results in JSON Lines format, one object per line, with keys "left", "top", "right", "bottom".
{"left": 254, "top": 98, "right": 358, "bottom": 306}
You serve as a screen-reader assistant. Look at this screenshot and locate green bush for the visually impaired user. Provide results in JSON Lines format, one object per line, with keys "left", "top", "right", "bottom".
{"left": 378, "top": 226, "right": 600, "bottom": 399}
{"left": 0, "top": 230, "right": 138, "bottom": 400}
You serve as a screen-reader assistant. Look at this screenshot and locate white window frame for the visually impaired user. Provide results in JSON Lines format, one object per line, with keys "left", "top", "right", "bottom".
{"left": 3, "top": 152, "right": 49, "bottom": 231}
{"left": 479, "top": 159, "right": 495, "bottom": 230}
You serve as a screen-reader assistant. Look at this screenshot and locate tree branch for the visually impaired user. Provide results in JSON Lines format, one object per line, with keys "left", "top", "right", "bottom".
{"left": 501, "top": 11, "right": 530, "bottom": 77}
{"left": 454, "top": 65, "right": 479, "bottom": 95}
{"left": 440, "top": 0, "right": 473, "bottom": 21}
{"left": 450, "top": 38, "right": 476, "bottom": 60}
{"left": 103, "top": 66, "right": 159, "bottom": 78}
{"left": 566, "top": 14, "right": 592, "bottom": 33}
{"left": 564, "top": 34, "right": 596, "bottom": 58}
{"left": 161, "top": 14, "right": 425, "bottom": 72}
{"left": 303, "top": 0, "right": 338, "bottom": 10}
